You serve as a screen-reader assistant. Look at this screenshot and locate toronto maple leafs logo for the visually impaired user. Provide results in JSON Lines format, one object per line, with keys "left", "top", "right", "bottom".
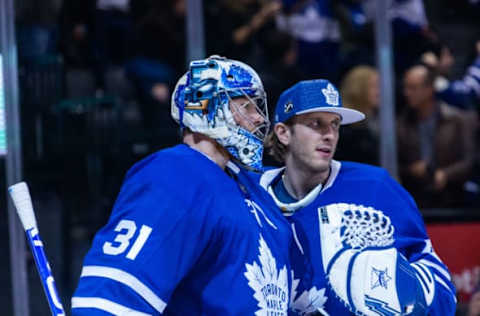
{"left": 245, "top": 235, "right": 289, "bottom": 316}
{"left": 370, "top": 267, "right": 392, "bottom": 290}
{"left": 291, "top": 285, "right": 328, "bottom": 315}
{"left": 290, "top": 271, "right": 328, "bottom": 316}
{"left": 321, "top": 83, "right": 339, "bottom": 106}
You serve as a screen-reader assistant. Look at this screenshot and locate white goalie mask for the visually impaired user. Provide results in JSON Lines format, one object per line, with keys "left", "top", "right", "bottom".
{"left": 171, "top": 55, "right": 269, "bottom": 170}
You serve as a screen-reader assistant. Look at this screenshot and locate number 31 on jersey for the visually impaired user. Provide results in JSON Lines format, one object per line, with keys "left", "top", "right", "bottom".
{"left": 102, "top": 219, "right": 152, "bottom": 260}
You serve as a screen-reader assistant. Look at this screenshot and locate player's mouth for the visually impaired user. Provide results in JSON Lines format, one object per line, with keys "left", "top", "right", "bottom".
{"left": 316, "top": 146, "right": 332, "bottom": 157}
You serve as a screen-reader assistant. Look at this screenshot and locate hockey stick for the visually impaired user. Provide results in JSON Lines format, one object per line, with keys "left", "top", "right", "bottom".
{"left": 8, "top": 182, "right": 65, "bottom": 316}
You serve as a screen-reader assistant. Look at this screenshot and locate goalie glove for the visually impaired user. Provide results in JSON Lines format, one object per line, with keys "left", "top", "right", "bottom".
{"left": 318, "top": 203, "right": 435, "bottom": 315}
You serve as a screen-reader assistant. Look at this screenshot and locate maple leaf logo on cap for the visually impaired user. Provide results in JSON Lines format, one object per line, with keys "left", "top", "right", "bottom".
{"left": 322, "top": 83, "right": 339, "bottom": 106}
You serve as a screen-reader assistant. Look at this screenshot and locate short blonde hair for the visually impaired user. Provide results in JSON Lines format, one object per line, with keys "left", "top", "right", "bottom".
{"left": 340, "top": 65, "right": 378, "bottom": 114}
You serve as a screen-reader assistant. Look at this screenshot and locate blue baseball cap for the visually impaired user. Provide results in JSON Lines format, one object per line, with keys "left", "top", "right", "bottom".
{"left": 274, "top": 79, "right": 365, "bottom": 124}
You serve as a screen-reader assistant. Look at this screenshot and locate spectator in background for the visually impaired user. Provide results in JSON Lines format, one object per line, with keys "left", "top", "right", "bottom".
{"left": 422, "top": 40, "right": 480, "bottom": 111}
{"left": 469, "top": 286, "right": 480, "bottom": 316}
{"left": 420, "top": 39, "right": 480, "bottom": 207}
{"left": 205, "top": 0, "right": 281, "bottom": 64}
{"left": 335, "top": 65, "right": 380, "bottom": 165}
{"left": 255, "top": 29, "right": 305, "bottom": 115}
{"left": 333, "top": 0, "right": 376, "bottom": 74}
{"left": 59, "top": 0, "right": 96, "bottom": 70}
{"left": 334, "top": 0, "right": 436, "bottom": 77}
{"left": 16, "top": 0, "right": 62, "bottom": 61}
{"left": 125, "top": 0, "right": 185, "bottom": 135}
{"left": 275, "top": 0, "right": 341, "bottom": 82}
{"left": 362, "top": 0, "right": 436, "bottom": 75}
{"left": 93, "top": 0, "right": 132, "bottom": 91}
{"left": 59, "top": 0, "right": 133, "bottom": 93}
{"left": 397, "top": 64, "right": 476, "bottom": 208}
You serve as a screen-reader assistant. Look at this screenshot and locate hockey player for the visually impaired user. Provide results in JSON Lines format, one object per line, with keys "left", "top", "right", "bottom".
{"left": 71, "top": 56, "right": 293, "bottom": 315}
{"left": 259, "top": 79, "right": 457, "bottom": 315}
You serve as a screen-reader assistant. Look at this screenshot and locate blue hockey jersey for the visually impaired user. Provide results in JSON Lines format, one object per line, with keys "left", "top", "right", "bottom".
{"left": 71, "top": 144, "right": 293, "bottom": 315}
{"left": 258, "top": 161, "right": 457, "bottom": 315}
{"left": 436, "top": 56, "right": 480, "bottom": 110}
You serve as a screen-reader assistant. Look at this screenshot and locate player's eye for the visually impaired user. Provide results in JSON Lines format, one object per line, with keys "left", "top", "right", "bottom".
{"left": 331, "top": 120, "right": 340, "bottom": 130}
{"left": 306, "top": 118, "right": 340, "bottom": 132}
{"left": 244, "top": 102, "right": 256, "bottom": 111}
{"left": 306, "top": 119, "right": 321, "bottom": 129}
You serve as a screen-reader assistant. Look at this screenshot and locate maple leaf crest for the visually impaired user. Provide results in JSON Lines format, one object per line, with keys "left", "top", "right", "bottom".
{"left": 244, "top": 235, "right": 289, "bottom": 316}
{"left": 321, "top": 83, "right": 339, "bottom": 106}
{"left": 290, "top": 271, "right": 328, "bottom": 316}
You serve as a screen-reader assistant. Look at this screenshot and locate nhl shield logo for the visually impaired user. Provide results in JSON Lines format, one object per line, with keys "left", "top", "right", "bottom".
{"left": 322, "top": 84, "right": 339, "bottom": 106}
{"left": 284, "top": 101, "right": 293, "bottom": 113}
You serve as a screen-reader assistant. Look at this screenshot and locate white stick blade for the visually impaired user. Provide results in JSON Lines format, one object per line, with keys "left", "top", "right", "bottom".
{"left": 8, "top": 181, "right": 38, "bottom": 230}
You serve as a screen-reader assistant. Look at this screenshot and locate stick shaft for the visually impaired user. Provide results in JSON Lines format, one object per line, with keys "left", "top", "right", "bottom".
{"left": 26, "top": 228, "right": 65, "bottom": 316}
{"left": 8, "top": 182, "right": 65, "bottom": 316}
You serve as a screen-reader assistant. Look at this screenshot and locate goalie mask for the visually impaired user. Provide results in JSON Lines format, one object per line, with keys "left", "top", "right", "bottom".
{"left": 171, "top": 55, "right": 269, "bottom": 170}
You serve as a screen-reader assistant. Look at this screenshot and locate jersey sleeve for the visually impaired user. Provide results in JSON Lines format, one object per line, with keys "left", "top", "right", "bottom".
{"left": 436, "top": 56, "right": 480, "bottom": 109}
{"left": 71, "top": 158, "right": 218, "bottom": 315}
{"left": 376, "top": 170, "right": 457, "bottom": 315}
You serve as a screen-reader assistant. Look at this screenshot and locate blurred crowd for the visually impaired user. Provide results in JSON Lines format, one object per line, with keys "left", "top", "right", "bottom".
{"left": 14, "top": 0, "right": 480, "bottom": 209}
{"left": 10, "top": 0, "right": 480, "bottom": 313}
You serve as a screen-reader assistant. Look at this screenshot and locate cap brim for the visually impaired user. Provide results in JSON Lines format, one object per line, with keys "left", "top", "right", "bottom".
{"left": 295, "top": 107, "right": 365, "bottom": 125}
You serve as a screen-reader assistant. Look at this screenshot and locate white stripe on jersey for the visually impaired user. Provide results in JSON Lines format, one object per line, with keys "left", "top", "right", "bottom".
{"left": 434, "top": 275, "right": 457, "bottom": 303}
{"left": 72, "top": 297, "right": 152, "bottom": 315}
{"left": 418, "top": 258, "right": 452, "bottom": 281}
{"left": 291, "top": 223, "right": 304, "bottom": 255}
{"left": 420, "top": 240, "right": 452, "bottom": 281}
{"left": 80, "top": 265, "right": 167, "bottom": 313}
{"left": 411, "top": 263, "right": 435, "bottom": 306}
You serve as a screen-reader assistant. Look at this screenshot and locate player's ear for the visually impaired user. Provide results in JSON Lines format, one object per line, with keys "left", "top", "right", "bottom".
{"left": 274, "top": 123, "right": 291, "bottom": 146}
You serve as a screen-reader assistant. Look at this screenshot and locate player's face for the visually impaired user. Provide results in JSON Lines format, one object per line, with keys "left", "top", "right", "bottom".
{"left": 281, "top": 112, "right": 340, "bottom": 174}
{"left": 229, "top": 96, "right": 265, "bottom": 134}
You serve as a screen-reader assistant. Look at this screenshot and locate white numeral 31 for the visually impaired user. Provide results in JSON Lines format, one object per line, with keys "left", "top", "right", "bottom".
{"left": 103, "top": 219, "right": 152, "bottom": 260}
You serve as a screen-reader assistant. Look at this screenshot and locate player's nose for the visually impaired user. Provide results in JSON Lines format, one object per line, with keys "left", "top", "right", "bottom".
{"left": 250, "top": 110, "right": 264, "bottom": 126}
{"left": 321, "top": 126, "right": 335, "bottom": 141}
